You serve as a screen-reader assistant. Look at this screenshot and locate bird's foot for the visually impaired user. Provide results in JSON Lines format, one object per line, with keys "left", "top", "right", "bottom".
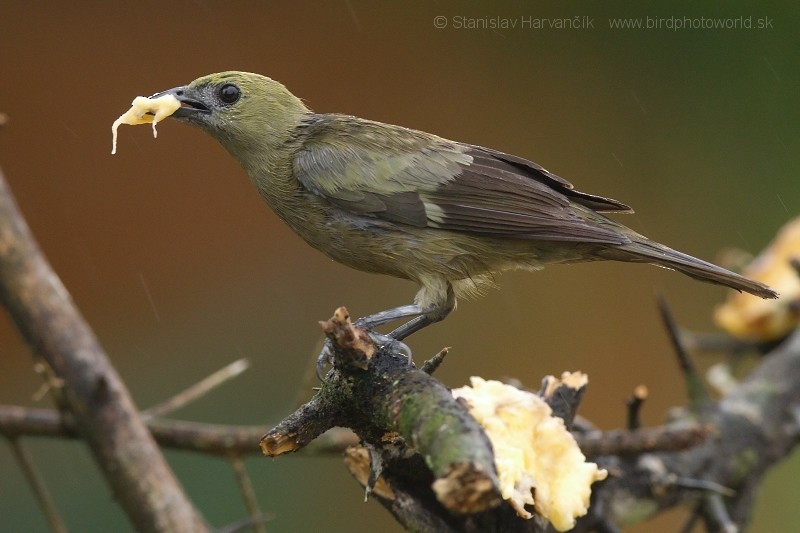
{"left": 365, "top": 331, "right": 414, "bottom": 367}
{"left": 315, "top": 339, "right": 335, "bottom": 381}
{"left": 315, "top": 328, "right": 414, "bottom": 381}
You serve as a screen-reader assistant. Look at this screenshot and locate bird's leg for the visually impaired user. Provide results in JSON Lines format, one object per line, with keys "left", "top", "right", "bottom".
{"left": 358, "top": 282, "right": 456, "bottom": 339}
{"left": 387, "top": 311, "right": 442, "bottom": 340}
{"left": 316, "top": 283, "right": 455, "bottom": 380}
{"left": 358, "top": 283, "right": 455, "bottom": 365}
{"left": 354, "top": 304, "right": 424, "bottom": 329}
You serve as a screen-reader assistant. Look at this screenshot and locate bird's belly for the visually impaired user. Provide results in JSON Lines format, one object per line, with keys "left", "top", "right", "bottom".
{"left": 292, "top": 209, "right": 598, "bottom": 284}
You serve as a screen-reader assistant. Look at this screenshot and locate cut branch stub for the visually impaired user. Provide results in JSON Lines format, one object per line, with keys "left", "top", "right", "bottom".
{"left": 540, "top": 371, "right": 588, "bottom": 428}
{"left": 319, "top": 306, "right": 374, "bottom": 370}
{"left": 260, "top": 431, "right": 300, "bottom": 456}
{"left": 260, "top": 394, "right": 336, "bottom": 458}
{"left": 431, "top": 461, "right": 499, "bottom": 514}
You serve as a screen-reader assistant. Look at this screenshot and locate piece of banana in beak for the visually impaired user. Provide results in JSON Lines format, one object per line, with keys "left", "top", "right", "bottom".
{"left": 111, "top": 94, "right": 181, "bottom": 154}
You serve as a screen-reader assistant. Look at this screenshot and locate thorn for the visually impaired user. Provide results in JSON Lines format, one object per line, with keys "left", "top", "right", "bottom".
{"left": 421, "top": 347, "right": 449, "bottom": 375}
{"left": 656, "top": 294, "right": 709, "bottom": 408}
{"left": 364, "top": 445, "right": 383, "bottom": 502}
{"left": 703, "top": 492, "right": 739, "bottom": 532}
{"left": 674, "top": 476, "right": 736, "bottom": 498}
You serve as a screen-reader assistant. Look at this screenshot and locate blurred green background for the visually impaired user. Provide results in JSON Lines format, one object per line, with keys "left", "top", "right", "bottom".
{"left": 1, "top": 1, "right": 798, "bottom": 531}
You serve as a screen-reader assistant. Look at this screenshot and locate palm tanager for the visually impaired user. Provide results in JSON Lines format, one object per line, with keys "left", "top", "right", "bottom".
{"left": 129, "top": 72, "right": 776, "bottom": 371}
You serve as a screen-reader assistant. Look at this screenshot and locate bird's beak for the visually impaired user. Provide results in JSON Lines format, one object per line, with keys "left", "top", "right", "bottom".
{"left": 149, "top": 86, "right": 210, "bottom": 119}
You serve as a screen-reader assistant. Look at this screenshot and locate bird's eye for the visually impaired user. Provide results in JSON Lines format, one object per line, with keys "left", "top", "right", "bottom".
{"left": 218, "top": 83, "right": 241, "bottom": 104}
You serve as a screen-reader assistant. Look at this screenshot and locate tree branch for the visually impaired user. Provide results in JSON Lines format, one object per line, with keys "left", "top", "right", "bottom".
{"left": 574, "top": 327, "right": 800, "bottom": 531}
{"left": 7, "top": 437, "right": 67, "bottom": 533}
{"left": 0, "top": 404, "right": 357, "bottom": 456}
{"left": 0, "top": 165, "right": 207, "bottom": 532}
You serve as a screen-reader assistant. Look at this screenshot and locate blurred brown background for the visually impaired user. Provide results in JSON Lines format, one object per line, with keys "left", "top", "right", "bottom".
{"left": 1, "top": 1, "right": 798, "bottom": 531}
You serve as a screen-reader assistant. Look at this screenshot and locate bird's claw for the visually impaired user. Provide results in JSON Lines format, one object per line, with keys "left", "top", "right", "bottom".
{"left": 366, "top": 332, "right": 414, "bottom": 367}
{"left": 315, "top": 340, "right": 335, "bottom": 381}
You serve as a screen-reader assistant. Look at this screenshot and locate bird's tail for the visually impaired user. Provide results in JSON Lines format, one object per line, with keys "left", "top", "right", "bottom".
{"left": 602, "top": 239, "right": 778, "bottom": 299}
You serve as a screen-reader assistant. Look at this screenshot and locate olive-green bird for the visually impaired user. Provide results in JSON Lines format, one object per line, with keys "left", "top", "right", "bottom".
{"left": 148, "top": 71, "right": 776, "bottom": 372}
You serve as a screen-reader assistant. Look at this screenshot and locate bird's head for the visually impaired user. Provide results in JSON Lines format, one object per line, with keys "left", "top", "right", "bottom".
{"left": 151, "top": 71, "right": 310, "bottom": 161}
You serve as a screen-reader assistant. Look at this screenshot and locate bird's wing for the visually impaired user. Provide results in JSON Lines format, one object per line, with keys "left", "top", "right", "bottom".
{"left": 294, "top": 114, "right": 631, "bottom": 244}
